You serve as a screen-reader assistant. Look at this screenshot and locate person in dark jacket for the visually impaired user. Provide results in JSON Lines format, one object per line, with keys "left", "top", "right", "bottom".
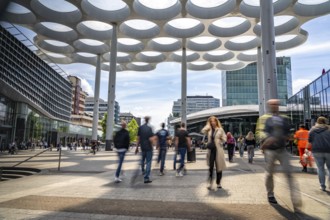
{"left": 245, "top": 131, "right": 256, "bottom": 163}
{"left": 114, "top": 121, "right": 130, "bottom": 183}
{"left": 135, "top": 116, "right": 155, "bottom": 183}
{"left": 308, "top": 116, "right": 330, "bottom": 191}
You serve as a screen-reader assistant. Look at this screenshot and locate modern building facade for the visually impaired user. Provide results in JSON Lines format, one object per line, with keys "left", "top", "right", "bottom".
{"left": 68, "top": 76, "right": 102, "bottom": 130}
{"left": 172, "top": 96, "right": 220, "bottom": 117}
{"left": 0, "top": 25, "right": 94, "bottom": 148}
{"left": 119, "top": 112, "right": 141, "bottom": 126}
{"left": 85, "top": 97, "right": 120, "bottom": 124}
{"left": 68, "top": 76, "right": 88, "bottom": 116}
{"left": 288, "top": 69, "right": 330, "bottom": 129}
{"left": 222, "top": 57, "right": 293, "bottom": 106}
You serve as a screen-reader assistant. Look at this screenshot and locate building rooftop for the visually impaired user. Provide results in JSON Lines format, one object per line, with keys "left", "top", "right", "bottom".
{"left": 170, "top": 104, "right": 287, "bottom": 124}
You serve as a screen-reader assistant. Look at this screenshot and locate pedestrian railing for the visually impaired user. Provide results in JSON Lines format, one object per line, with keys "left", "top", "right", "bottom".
{"left": 0, "top": 147, "right": 56, "bottom": 181}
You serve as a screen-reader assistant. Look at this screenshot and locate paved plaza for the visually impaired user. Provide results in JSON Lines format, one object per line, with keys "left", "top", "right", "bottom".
{"left": 0, "top": 148, "right": 329, "bottom": 220}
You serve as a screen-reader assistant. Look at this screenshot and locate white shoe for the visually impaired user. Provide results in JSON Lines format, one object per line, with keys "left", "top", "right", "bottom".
{"left": 115, "top": 177, "right": 122, "bottom": 183}
{"left": 176, "top": 171, "right": 183, "bottom": 177}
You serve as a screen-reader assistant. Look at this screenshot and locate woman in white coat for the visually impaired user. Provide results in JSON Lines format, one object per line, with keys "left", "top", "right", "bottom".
{"left": 202, "top": 116, "right": 227, "bottom": 190}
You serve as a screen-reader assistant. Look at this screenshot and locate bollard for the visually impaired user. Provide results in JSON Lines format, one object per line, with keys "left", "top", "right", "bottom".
{"left": 58, "top": 147, "right": 62, "bottom": 171}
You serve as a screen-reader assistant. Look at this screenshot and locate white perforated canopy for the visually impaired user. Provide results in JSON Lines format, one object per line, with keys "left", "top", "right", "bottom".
{"left": 2, "top": 0, "right": 330, "bottom": 72}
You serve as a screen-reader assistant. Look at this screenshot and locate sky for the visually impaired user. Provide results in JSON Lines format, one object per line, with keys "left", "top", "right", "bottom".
{"left": 56, "top": 14, "right": 330, "bottom": 130}
{"left": 7, "top": 12, "right": 330, "bottom": 131}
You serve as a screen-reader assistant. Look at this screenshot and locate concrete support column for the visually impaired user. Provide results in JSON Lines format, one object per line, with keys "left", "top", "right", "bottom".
{"left": 105, "top": 23, "right": 118, "bottom": 151}
{"left": 260, "top": 0, "right": 278, "bottom": 101}
{"left": 257, "top": 47, "right": 265, "bottom": 116}
{"left": 181, "top": 46, "right": 187, "bottom": 127}
{"left": 91, "top": 54, "right": 101, "bottom": 141}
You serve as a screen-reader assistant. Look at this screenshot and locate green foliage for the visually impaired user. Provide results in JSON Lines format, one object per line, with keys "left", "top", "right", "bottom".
{"left": 127, "top": 118, "right": 139, "bottom": 143}
{"left": 101, "top": 112, "right": 107, "bottom": 140}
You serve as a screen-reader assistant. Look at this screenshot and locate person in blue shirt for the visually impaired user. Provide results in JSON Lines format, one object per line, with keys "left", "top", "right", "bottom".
{"left": 156, "top": 123, "right": 169, "bottom": 176}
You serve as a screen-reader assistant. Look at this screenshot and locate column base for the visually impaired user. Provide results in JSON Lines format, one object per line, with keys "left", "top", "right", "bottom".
{"left": 105, "top": 140, "right": 113, "bottom": 151}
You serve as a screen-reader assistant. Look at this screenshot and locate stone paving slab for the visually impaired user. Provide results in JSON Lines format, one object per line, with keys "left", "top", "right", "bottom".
{"left": 0, "top": 195, "right": 298, "bottom": 220}
{"left": 0, "top": 148, "right": 329, "bottom": 220}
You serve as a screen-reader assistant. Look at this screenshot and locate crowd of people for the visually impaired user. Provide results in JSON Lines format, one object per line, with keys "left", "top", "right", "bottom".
{"left": 2, "top": 99, "right": 329, "bottom": 209}
{"left": 112, "top": 99, "right": 329, "bottom": 213}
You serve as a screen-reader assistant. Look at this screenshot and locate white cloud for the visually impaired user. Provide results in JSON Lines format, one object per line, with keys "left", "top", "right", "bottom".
{"left": 80, "top": 78, "right": 94, "bottom": 96}
{"left": 278, "top": 41, "right": 330, "bottom": 57}
{"left": 292, "top": 78, "right": 313, "bottom": 95}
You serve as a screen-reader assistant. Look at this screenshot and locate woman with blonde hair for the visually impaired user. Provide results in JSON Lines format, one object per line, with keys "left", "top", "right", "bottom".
{"left": 202, "top": 116, "right": 227, "bottom": 190}
{"left": 245, "top": 131, "right": 256, "bottom": 163}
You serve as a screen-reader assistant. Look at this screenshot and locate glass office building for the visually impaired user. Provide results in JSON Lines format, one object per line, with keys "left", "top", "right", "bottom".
{"left": 85, "top": 97, "right": 120, "bottom": 124}
{"left": 222, "top": 57, "right": 292, "bottom": 106}
{"left": 288, "top": 69, "right": 330, "bottom": 129}
{"left": 172, "top": 95, "right": 220, "bottom": 117}
{"left": 0, "top": 25, "right": 92, "bottom": 148}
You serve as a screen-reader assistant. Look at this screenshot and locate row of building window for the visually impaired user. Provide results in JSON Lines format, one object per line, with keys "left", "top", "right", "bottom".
{"left": 0, "top": 26, "right": 72, "bottom": 121}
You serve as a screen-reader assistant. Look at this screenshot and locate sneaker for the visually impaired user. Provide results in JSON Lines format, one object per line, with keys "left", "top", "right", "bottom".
{"left": 176, "top": 171, "right": 183, "bottom": 177}
{"left": 320, "top": 186, "right": 326, "bottom": 191}
{"left": 159, "top": 172, "right": 164, "bottom": 176}
{"left": 207, "top": 185, "right": 217, "bottom": 191}
{"left": 217, "top": 184, "right": 222, "bottom": 189}
{"left": 114, "top": 177, "right": 122, "bottom": 183}
{"left": 268, "top": 196, "right": 278, "bottom": 204}
{"left": 144, "top": 179, "right": 152, "bottom": 184}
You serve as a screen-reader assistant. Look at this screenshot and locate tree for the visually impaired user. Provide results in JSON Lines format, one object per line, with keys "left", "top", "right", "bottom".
{"left": 101, "top": 113, "right": 107, "bottom": 140}
{"left": 127, "top": 118, "right": 139, "bottom": 143}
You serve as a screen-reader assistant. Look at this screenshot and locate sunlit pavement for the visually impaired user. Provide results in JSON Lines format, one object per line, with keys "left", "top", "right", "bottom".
{"left": 0, "top": 148, "right": 329, "bottom": 220}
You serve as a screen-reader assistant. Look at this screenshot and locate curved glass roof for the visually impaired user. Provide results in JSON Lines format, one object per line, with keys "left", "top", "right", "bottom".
{"left": 2, "top": 0, "right": 330, "bottom": 72}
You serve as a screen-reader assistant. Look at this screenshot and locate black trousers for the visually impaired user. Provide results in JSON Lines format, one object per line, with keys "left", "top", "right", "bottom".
{"left": 227, "top": 144, "right": 235, "bottom": 161}
{"left": 209, "top": 148, "right": 222, "bottom": 185}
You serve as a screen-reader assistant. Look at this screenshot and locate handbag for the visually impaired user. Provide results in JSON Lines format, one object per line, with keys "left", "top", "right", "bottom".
{"left": 206, "top": 142, "right": 215, "bottom": 150}
{"left": 206, "top": 129, "right": 217, "bottom": 150}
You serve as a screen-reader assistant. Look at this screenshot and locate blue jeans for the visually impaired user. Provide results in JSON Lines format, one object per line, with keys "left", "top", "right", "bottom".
{"left": 177, "top": 148, "right": 187, "bottom": 172}
{"left": 247, "top": 145, "right": 254, "bottom": 162}
{"left": 313, "top": 152, "right": 330, "bottom": 190}
{"left": 158, "top": 148, "right": 167, "bottom": 172}
{"left": 115, "top": 151, "right": 126, "bottom": 178}
{"left": 173, "top": 150, "right": 178, "bottom": 170}
{"left": 141, "top": 151, "right": 153, "bottom": 180}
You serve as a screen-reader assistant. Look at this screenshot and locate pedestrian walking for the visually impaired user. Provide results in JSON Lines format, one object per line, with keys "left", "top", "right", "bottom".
{"left": 135, "top": 116, "right": 154, "bottom": 184}
{"left": 174, "top": 122, "right": 191, "bottom": 177}
{"left": 237, "top": 135, "right": 245, "bottom": 157}
{"left": 308, "top": 116, "right": 330, "bottom": 191}
{"left": 91, "top": 141, "right": 97, "bottom": 155}
{"left": 245, "top": 131, "right": 256, "bottom": 163}
{"left": 294, "top": 124, "right": 310, "bottom": 172}
{"left": 114, "top": 121, "right": 130, "bottom": 183}
{"left": 156, "top": 122, "right": 169, "bottom": 176}
{"left": 256, "top": 99, "right": 302, "bottom": 210}
{"left": 226, "top": 132, "right": 235, "bottom": 162}
{"left": 202, "top": 116, "right": 227, "bottom": 191}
